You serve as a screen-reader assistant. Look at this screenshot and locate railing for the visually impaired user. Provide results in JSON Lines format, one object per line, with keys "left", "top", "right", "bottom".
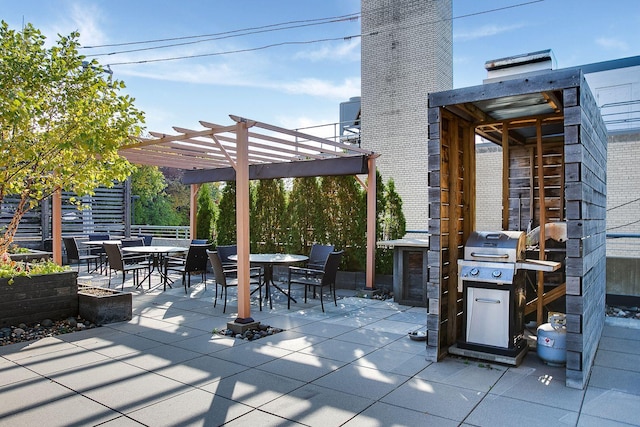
{"left": 130, "top": 225, "right": 190, "bottom": 238}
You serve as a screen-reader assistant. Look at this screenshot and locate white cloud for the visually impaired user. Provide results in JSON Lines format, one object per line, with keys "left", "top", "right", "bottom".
{"left": 48, "top": 3, "right": 107, "bottom": 47}
{"left": 454, "top": 23, "right": 524, "bottom": 41}
{"left": 596, "top": 37, "right": 629, "bottom": 51}
{"left": 295, "top": 38, "right": 361, "bottom": 62}
{"left": 276, "top": 77, "right": 361, "bottom": 99}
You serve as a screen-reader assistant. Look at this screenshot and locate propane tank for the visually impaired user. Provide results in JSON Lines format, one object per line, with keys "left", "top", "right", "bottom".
{"left": 536, "top": 313, "right": 567, "bottom": 366}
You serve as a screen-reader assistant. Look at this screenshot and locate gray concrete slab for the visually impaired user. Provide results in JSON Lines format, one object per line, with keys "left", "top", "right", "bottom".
{"left": 1, "top": 272, "right": 639, "bottom": 426}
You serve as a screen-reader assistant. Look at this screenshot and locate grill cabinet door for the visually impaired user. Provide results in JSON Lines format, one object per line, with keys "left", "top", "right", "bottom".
{"left": 466, "top": 286, "right": 509, "bottom": 348}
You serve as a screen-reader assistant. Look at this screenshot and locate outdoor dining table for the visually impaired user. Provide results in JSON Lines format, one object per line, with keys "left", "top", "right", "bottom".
{"left": 229, "top": 253, "right": 308, "bottom": 309}
{"left": 79, "top": 240, "right": 122, "bottom": 274}
{"left": 121, "top": 245, "right": 188, "bottom": 287}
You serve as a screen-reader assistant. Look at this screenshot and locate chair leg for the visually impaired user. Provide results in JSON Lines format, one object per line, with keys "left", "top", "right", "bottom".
{"left": 287, "top": 282, "right": 292, "bottom": 309}
{"left": 319, "top": 287, "right": 324, "bottom": 312}
{"left": 333, "top": 283, "right": 337, "bottom": 306}
{"left": 223, "top": 286, "right": 228, "bottom": 313}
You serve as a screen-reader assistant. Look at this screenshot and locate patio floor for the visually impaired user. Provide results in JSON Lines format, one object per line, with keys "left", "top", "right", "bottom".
{"left": 1, "top": 268, "right": 639, "bottom": 426}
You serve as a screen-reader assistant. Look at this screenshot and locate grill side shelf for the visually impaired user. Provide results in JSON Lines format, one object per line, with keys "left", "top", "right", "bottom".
{"left": 515, "top": 259, "right": 561, "bottom": 272}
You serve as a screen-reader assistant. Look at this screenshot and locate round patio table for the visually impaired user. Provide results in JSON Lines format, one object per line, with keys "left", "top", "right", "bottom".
{"left": 229, "top": 253, "right": 308, "bottom": 309}
{"left": 122, "top": 245, "right": 188, "bottom": 288}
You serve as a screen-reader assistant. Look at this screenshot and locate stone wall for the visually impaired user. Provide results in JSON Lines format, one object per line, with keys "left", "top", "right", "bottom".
{"left": 0, "top": 271, "right": 78, "bottom": 327}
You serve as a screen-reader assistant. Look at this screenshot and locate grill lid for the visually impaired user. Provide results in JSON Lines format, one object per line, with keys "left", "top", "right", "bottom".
{"left": 464, "top": 231, "right": 526, "bottom": 263}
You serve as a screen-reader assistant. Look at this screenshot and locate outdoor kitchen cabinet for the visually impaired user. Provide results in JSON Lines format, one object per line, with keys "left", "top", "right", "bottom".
{"left": 377, "top": 238, "right": 429, "bottom": 307}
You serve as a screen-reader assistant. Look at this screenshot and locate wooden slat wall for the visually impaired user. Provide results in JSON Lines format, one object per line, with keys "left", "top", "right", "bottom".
{"left": 426, "top": 109, "right": 474, "bottom": 362}
{"left": 3, "top": 183, "right": 127, "bottom": 249}
{"left": 508, "top": 143, "right": 564, "bottom": 231}
{"left": 564, "top": 81, "right": 608, "bottom": 389}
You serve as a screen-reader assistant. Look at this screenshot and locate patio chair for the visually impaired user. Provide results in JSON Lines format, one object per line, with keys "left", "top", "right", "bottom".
{"left": 307, "top": 244, "right": 335, "bottom": 269}
{"left": 62, "top": 237, "right": 100, "bottom": 272}
{"left": 287, "top": 250, "right": 344, "bottom": 312}
{"left": 305, "top": 243, "right": 334, "bottom": 297}
{"left": 120, "top": 237, "right": 148, "bottom": 265}
{"left": 139, "top": 235, "right": 153, "bottom": 246}
{"left": 164, "top": 243, "right": 211, "bottom": 293}
{"left": 103, "top": 242, "right": 149, "bottom": 290}
{"left": 216, "top": 244, "right": 238, "bottom": 270}
{"left": 88, "top": 233, "right": 110, "bottom": 271}
{"left": 208, "top": 250, "right": 262, "bottom": 313}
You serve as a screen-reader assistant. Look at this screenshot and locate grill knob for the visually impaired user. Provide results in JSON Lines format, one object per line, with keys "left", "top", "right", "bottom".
{"left": 470, "top": 268, "right": 479, "bottom": 276}
{"left": 492, "top": 270, "right": 502, "bottom": 278}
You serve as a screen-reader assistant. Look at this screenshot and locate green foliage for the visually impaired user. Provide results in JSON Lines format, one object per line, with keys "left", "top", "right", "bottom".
{"left": 383, "top": 179, "right": 406, "bottom": 240}
{"left": 0, "top": 21, "right": 144, "bottom": 253}
{"left": 376, "top": 178, "right": 407, "bottom": 274}
{"left": 215, "top": 181, "right": 236, "bottom": 245}
{"left": 131, "top": 165, "right": 165, "bottom": 201}
{"left": 251, "top": 179, "right": 287, "bottom": 253}
{"left": 321, "top": 176, "right": 366, "bottom": 270}
{"left": 0, "top": 252, "right": 69, "bottom": 284}
{"left": 287, "top": 177, "right": 323, "bottom": 254}
{"left": 196, "top": 183, "right": 215, "bottom": 241}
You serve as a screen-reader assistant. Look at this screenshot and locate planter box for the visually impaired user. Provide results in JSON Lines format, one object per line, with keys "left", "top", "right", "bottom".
{"left": 0, "top": 271, "right": 78, "bottom": 327}
{"left": 78, "top": 285, "right": 132, "bottom": 325}
{"left": 9, "top": 249, "right": 53, "bottom": 263}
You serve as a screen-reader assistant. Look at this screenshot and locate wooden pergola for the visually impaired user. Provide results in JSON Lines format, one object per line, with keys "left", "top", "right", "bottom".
{"left": 52, "top": 115, "right": 378, "bottom": 323}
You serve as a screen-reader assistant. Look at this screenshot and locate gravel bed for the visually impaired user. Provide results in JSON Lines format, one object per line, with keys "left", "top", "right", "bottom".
{"left": 0, "top": 317, "right": 97, "bottom": 346}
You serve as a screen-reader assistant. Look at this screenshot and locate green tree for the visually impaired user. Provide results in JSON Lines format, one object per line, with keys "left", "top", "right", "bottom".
{"left": 0, "top": 22, "right": 143, "bottom": 253}
{"left": 382, "top": 178, "right": 406, "bottom": 241}
{"left": 251, "top": 179, "right": 286, "bottom": 253}
{"left": 321, "top": 176, "right": 366, "bottom": 270}
{"left": 215, "top": 181, "right": 236, "bottom": 245}
{"left": 130, "top": 165, "right": 183, "bottom": 225}
{"left": 196, "top": 183, "right": 214, "bottom": 241}
{"left": 287, "top": 177, "right": 323, "bottom": 254}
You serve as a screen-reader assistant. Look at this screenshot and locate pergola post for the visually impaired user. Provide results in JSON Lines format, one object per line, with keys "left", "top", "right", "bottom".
{"left": 52, "top": 188, "right": 62, "bottom": 265}
{"left": 366, "top": 156, "right": 377, "bottom": 289}
{"left": 235, "top": 119, "right": 253, "bottom": 323}
{"left": 190, "top": 184, "right": 201, "bottom": 240}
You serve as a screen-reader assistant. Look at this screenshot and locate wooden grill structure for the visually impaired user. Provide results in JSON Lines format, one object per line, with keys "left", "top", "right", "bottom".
{"left": 427, "top": 68, "right": 608, "bottom": 389}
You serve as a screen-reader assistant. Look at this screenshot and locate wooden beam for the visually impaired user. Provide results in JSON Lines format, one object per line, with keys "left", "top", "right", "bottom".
{"left": 502, "top": 122, "right": 510, "bottom": 230}
{"left": 366, "top": 156, "right": 377, "bottom": 289}
{"left": 536, "top": 119, "right": 547, "bottom": 326}
{"left": 52, "top": 188, "right": 62, "bottom": 265}
{"left": 182, "top": 156, "right": 369, "bottom": 184}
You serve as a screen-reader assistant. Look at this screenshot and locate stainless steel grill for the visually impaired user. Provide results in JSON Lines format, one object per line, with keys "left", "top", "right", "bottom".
{"left": 457, "top": 231, "right": 528, "bottom": 358}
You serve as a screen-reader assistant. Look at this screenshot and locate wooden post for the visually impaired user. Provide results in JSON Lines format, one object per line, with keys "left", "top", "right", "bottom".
{"left": 366, "top": 156, "right": 377, "bottom": 289}
{"left": 502, "top": 122, "right": 510, "bottom": 231}
{"left": 235, "top": 119, "right": 252, "bottom": 322}
{"left": 190, "top": 184, "right": 201, "bottom": 240}
{"left": 52, "top": 188, "right": 62, "bottom": 265}
{"left": 536, "top": 119, "right": 547, "bottom": 326}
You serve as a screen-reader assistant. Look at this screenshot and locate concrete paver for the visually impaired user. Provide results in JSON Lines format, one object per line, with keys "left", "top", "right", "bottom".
{"left": 1, "top": 270, "right": 638, "bottom": 426}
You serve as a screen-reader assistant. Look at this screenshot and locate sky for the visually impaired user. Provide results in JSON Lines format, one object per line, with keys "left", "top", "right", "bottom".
{"left": 2, "top": 0, "right": 639, "bottom": 136}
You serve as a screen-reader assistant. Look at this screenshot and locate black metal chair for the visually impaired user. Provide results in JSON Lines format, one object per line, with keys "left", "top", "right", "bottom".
{"left": 216, "top": 244, "right": 238, "bottom": 270}
{"left": 102, "top": 242, "right": 149, "bottom": 290}
{"left": 287, "top": 250, "right": 344, "bottom": 312}
{"left": 208, "top": 250, "right": 262, "bottom": 313}
{"left": 307, "top": 244, "right": 335, "bottom": 269}
{"left": 120, "top": 237, "right": 148, "bottom": 265}
{"left": 305, "top": 243, "right": 334, "bottom": 297}
{"left": 62, "top": 237, "right": 100, "bottom": 272}
{"left": 164, "top": 244, "right": 211, "bottom": 293}
{"left": 88, "top": 233, "right": 110, "bottom": 272}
